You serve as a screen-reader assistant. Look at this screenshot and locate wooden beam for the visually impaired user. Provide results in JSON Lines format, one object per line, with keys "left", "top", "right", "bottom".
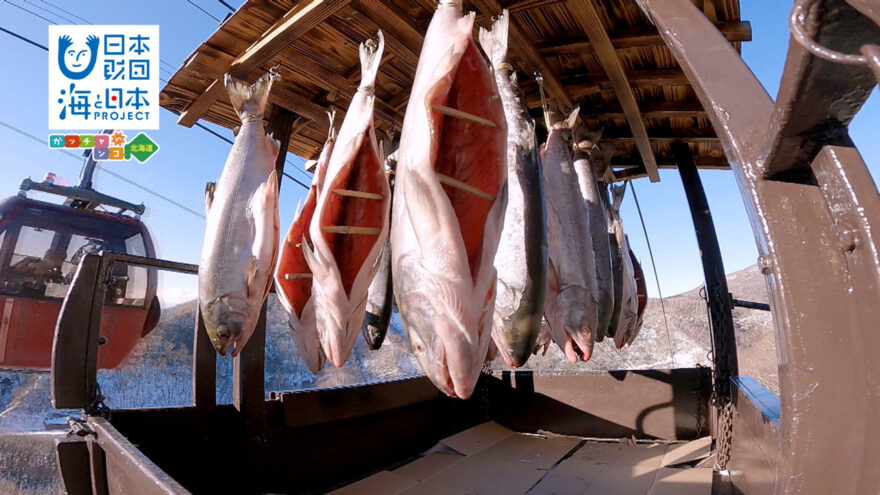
{"left": 178, "top": 0, "right": 350, "bottom": 127}
{"left": 568, "top": 0, "right": 659, "bottom": 181}
{"left": 611, "top": 155, "right": 728, "bottom": 169}
{"left": 580, "top": 101, "right": 708, "bottom": 121}
{"left": 524, "top": 70, "right": 691, "bottom": 108}
{"left": 536, "top": 22, "right": 751, "bottom": 56}
{"left": 471, "top": 0, "right": 573, "bottom": 109}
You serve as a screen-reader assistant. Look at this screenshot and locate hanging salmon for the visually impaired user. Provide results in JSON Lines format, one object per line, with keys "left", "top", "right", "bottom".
{"left": 609, "top": 186, "right": 639, "bottom": 349}
{"left": 478, "top": 10, "right": 548, "bottom": 368}
{"left": 541, "top": 107, "right": 599, "bottom": 363}
{"left": 572, "top": 124, "right": 614, "bottom": 343}
{"left": 361, "top": 138, "right": 397, "bottom": 351}
{"left": 199, "top": 71, "right": 280, "bottom": 357}
{"left": 274, "top": 112, "right": 337, "bottom": 373}
{"left": 304, "top": 32, "right": 391, "bottom": 367}
{"left": 601, "top": 181, "right": 624, "bottom": 339}
{"left": 624, "top": 246, "right": 648, "bottom": 348}
{"left": 391, "top": 0, "right": 507, "bottom": 399}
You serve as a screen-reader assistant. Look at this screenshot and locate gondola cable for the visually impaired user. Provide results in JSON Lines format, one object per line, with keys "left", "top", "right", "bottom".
{"left": 628, "top": 181, "right": 677, "bottom": 367}
{"left": 0, "top": 119, "right": 207, "bottom": 220}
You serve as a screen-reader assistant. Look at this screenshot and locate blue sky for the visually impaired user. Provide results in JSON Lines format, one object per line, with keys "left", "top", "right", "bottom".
{"left": 0, "top": 0, "right": 877, "bottom": 305}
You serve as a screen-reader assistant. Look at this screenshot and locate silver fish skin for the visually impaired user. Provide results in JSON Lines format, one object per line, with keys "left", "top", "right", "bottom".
{"left": 601, "top": 182, "right": 624, "bottom": 339}
{"left": 571, "top": 136, "right": 614, "bottom": 342}
{"left": 361, "top": 144, "right": 397, "bottom": 351}
{"left": 392, "top": 0, "right": 507, "bottom": 399}
{"left": 541, "top": 108, "right": 599, "bottom": 363}
{"left": 610, "top": 187, "right": 639, "bottom": 348}
{"left": 478, "top": 10, "right": 548, "bottom": 368}
{"left": 199, "top": 72, "right": 280, "bottom": 357}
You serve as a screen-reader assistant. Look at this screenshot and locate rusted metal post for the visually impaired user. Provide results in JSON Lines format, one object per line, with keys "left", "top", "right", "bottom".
{"left": 640, "top": 0, "right": 880, "bottom": 492}
{"left": 672, "top": 142, "right": 738, "bottom": 399}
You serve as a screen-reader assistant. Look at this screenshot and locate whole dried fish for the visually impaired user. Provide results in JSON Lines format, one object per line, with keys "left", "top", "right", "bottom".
{"left": 609, "top": 186, "right": 639, "bottom": 349}
{"left": 361, "top": 144, "right": 397, "bottom": 351}
{"left": 392, "top": 0, "right": 507, "bottom": 398}
{"left": 479, "top": 10, "right": 548, "bottom": 368}
{"left": 542, "top": 107, "right": 599, "bottom": 363}
{"left": 624, "top": 247, "right": 648, "bottom": 348}
{"left": 199, "top": 72, "right": 280, "bottom": 357}
{"left": 572, "top": 125, "right": 614, "bottom": 343}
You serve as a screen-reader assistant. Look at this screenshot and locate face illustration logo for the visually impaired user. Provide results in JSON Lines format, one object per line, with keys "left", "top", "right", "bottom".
{"left": 57, "top": 34, "right": 99, "bottom": 80}
{"left": 49, "top": 26, "right": 159, "bottom": 130}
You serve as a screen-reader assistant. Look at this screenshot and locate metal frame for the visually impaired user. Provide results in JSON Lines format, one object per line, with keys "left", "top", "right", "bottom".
{"left": 51, "top": 253, "right": 199, "bottom": 410}
{"left": 638, "top": 0, "right": 880, "bottom": 493}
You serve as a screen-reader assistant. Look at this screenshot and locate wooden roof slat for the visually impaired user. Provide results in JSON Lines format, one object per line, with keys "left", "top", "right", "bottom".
{"left": 536, "top": 21, "right": 751, "bottom": 55}
{"left": 178, "top": 0, "right": 351, "bottom": 127}
{"left": 351, "top": 0, "right": 424, "bottom": 62}
{"left": 161, "top": 0, "right": 749, "bottom": 167}
{"left": 580, "top": 101, "right": 707, "bottom": 120}
{"left": 471, "top": 0, "right": 574, "bottom": 110}
{"left": 568, "top": 0, "right": 659, "bottom": 181}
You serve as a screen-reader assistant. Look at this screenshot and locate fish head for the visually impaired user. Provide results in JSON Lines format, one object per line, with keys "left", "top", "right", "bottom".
{"left": 397, "top": 287, "right": 451, "bottom": 391}
{"left": 202, "top": 294, "right": 250, "bottom": 356}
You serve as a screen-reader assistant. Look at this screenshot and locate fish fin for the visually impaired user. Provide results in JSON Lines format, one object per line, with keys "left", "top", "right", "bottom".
{"left": 477, "top": 9, "right": 509, "bottom": 68}
{"left": 246, "top": 256, "right": 258, "bottom": 299}
{"left": 247, "top": 169, "right": 280, "bottom": 301}
{"left": 611, "top": 182, "right": 627, "bottom": 213}
{"left": 204, "top": 181, "right": 215, "bottom": 214}
{"left": 564, "top": 106, "right": 580, "bottom": 130}
{"left": 266, "top": 133, "right": 281, "bottom": 158}
{"left": 225, "top": 70, "right": 279, "bottom": 123}
{"left": 359, "top": 30, "right": 385, "bottom": 90}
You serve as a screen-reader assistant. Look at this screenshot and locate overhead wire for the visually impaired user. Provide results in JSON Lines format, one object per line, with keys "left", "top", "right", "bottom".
{"left": 217, "top": 0, "right": 236, "bottom": 13}
{"left": 0, "top": 18, "right": 311, "bottom": 194}
{"left": 184, "top": 0, "right": 222, "bottom": 23}
{"left": 3, "top": 0, "right": 56, "bottom": 24}
{"left": 2, "top": 4, "right": 311, "bottom": 195}
{"left": 628, "top": 181, "right": 677, "bottom": 368}
{"left": 37, "top": 0, "right": 91, "bottom": 24}
{"left": 0, "top": 119, "right": 206, "bottom": 220}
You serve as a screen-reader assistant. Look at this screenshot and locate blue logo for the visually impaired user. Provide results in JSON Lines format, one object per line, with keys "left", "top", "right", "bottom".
{"left": 57, "top": 34, "right": 99, "bottom": 80}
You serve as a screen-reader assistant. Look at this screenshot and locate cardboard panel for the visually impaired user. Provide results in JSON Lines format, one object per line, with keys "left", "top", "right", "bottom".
{"left": 394, "top": 453, "right": 464, "bottom": 482}
{"left": 573, "top": 441, "right": 669, "bottom": 468}
{"left": 473, "top": 465, "right": 547, "bottom": 495}
{"left": 651, "top": 468, "right": 713, "bottom": 495}
{"left": 661, "top": 437, "right": 712, "bottom": 467}
{"left": 439, "top": 422, "right": 514, "bottom": 455}
{"left": 529, "top": 462, "right": 658, "bottom": 495}
{"left": 328, "top": 471, "right": 417, "bottom": 495}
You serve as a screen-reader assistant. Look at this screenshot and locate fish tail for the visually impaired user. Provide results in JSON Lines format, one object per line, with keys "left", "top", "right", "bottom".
{"left": 611, "top": 183, "right": 627, "bottom": 213}
{"left": 225, "top": 69, "right": 279, "bottom": 123}
{"left": 478, "top": 9, "right": 509, "bottom": 68}
{"left": 358, "top": 31, "right": 385, "bottom": 91}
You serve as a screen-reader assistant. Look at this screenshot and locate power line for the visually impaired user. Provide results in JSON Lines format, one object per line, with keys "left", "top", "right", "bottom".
{"left": 217, "top": 0, "right": 236, "bottom": 13}
{"left": 20, "top": 0, "right": 67, "bottom": 23}
{"left": 185, "top": 0, "right": 222, "bottom": 23}
{"left": 38, "top": 0, "right": 92, "bottom": 24}
{"left": 0, "top": 26, "right": 46, "bottom": 50}
{"left": 4, "top": 0, "right": 57, "bottom": 24}
{"left": 0, "top": 119, "right": 207, "bottom": 219}
{"left": 2, "top": 12, "right": 310, "bottom": 194}
{"left": 629, "top": 181, "right": 677, "bottom": 368}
